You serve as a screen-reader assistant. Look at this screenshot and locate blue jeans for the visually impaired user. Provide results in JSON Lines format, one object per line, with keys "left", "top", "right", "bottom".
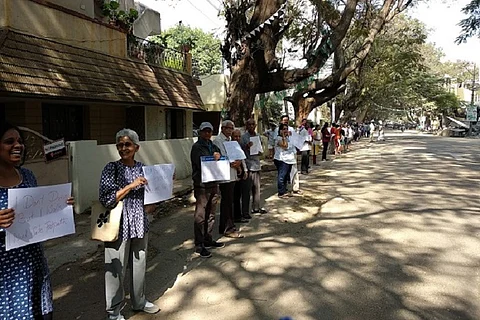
{"left": 274, "top": 159, "right": 292, "bottom": 196}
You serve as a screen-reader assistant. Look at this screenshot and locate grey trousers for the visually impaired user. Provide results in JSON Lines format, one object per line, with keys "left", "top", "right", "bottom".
{"left": 248, "top": 171, "right": 261, "bottom": 210}
{"left": 104, "top": 234, "right": 148, "bottom": 318}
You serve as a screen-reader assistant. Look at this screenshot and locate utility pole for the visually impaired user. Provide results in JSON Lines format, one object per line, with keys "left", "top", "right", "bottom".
{"left": 471, "top": 64, "right": 476, "bottom": 106}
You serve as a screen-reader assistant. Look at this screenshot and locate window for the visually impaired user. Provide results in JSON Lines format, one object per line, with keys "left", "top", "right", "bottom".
{"left": 42, "top": 104, "right": 84, "bottom": 141}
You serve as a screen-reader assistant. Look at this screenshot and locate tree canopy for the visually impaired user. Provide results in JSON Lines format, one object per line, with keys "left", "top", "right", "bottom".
{"left": 220, "top": 0, "right": 417, "bottom": 125}
{"left": 150, "top": 23, "right": 223, "bottom": 76}
{"left": 456, "top": 0, "right": 480, "bottom": 43}
{"left": 341, "top": 15, "right": 461, "bottom": 123}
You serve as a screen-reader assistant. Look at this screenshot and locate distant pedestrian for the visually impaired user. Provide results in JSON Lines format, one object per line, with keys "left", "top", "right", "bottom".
{"left": 312, "top": 124, "right": 322, "bottom": 164}
{"left": 298, "top": 118, "right": 312, "bottom": 174}
{"left": 321, "top": 122, "right": 331, "bottom": 161}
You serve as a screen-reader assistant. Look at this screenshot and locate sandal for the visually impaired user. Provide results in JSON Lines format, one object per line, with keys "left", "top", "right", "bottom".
{"left": 224, "top": 231, "right": 244, "bottom": 238}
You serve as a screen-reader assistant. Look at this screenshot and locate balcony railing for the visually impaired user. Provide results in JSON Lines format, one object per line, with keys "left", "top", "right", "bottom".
{"left": 127, "top": 35, "right": 187, "bottom": 74}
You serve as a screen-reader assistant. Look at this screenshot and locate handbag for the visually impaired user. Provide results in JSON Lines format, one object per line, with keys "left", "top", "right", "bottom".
{"left": 91, "top": 162, "right": 123, "bottom": 242}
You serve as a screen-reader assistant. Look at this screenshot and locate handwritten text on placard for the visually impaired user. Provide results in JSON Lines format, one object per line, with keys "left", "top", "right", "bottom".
{"left": 142, "top": 164, "right": 175, "bottom": 205}
{"left": 6, "top": 183, "right": 75, "bottom": 251}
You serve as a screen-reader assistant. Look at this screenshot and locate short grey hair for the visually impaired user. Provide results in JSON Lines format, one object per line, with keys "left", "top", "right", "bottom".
{"left": 222, "top": 120, "right": 235, "bottom": 127}
{"left": 116, "top": 128, "right": 140, "bottom": 144}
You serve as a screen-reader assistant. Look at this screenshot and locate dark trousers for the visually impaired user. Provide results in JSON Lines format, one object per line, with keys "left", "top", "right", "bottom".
{"left": 301, "top": 150, "right": 310, "bottom": 173}
{"left": 274, "top": 159, "right": 292, "bottom": 196}
{"left": 234, "top": 179, "right": 250, "bottom": 219}
{"left": 194, "top": 186, "right": 219, "bottom": 247}
{"left": 219, "top": 182, "right": 236, "bottom": 234}
{"left": 249, "top": 171, "right": 261, "bottom": 211}
{"left": 322, "top": 141, "right": 329, "bottom": 160}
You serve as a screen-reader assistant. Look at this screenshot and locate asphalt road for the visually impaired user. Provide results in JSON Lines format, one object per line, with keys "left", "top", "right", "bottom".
{"left": 51, "top": 132, "right": 480, "bottom": 320}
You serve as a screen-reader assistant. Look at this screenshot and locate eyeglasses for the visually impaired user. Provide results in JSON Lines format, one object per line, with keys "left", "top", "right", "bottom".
{"left": 116, "top": 142, "right": 135, "bottom": 149}
{"left": 223, "top": 126, "right": 234, "bottom": 130}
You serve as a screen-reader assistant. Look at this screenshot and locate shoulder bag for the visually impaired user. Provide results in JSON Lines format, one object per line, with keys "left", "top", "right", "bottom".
{"left": 91, "top": 162, "right": 123, "bottom": 242}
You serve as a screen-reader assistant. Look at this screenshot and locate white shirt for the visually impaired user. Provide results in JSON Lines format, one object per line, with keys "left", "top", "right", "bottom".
{"left": 297, "top": 127, "right": 312, "bottom": 151}
{"left": 213, "top": 132, "right": 238, "bottom": 182}
{"left": 274, "top": 136, "right": 297, "bottom": 164}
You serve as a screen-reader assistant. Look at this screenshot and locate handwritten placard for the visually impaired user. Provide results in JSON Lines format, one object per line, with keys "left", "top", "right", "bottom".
{"left": 142, "top": 164, "right": 175, "bottom": 205}
{"left": 249, "top": 136, "right": 263, "bottom": 155}
{"left": 6, "top": 183, "right": 74, "bottom": 251}
{"left": 290, "top": 131, "right": 305, "bottom": 150}
{"left": 201, "top": 156, "right": 230, "bottom": 183}
{"left": 223, "top": 141, "right": 246, "bottom": 160}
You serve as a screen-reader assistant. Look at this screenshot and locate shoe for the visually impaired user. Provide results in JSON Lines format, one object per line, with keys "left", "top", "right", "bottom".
{"left": 259, "top": 208, "right": 268, "bottom": 214}
{"left": 107, "top": 315, "right": 125, "bottom": 320}
{"left": 204, "top": 241, "right": 225, "bottom": 249}
{"left": 293, "top": 190, "right": 303, "bottom": 195}
{"left": 278, "top": 194, "right": 290, "bottom": 199}
{"left": 243, "top": 214, "right": 252, "bottom": 219}
{"left": 194, "top": 247, "right": 212, "bottom": 258}
{"left": 234, "top": 218, "right": 249, "bottom": 223}
{"left": 133, "top": 301, "right": 160, "bottom": 314}
{"left": 224, "top": 231, "right": 244, "bottom": 238}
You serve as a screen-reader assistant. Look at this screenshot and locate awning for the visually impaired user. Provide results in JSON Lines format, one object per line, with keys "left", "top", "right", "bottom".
{"left": 0, "top": 29, "right": 204, "bottom": 110}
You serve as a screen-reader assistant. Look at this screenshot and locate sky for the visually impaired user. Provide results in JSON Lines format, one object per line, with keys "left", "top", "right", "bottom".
{"left": 139, "top": 0, "right": 480, "bottom": 63}
{"left": 408, "top": 0, "right": 480, "bottom": 63}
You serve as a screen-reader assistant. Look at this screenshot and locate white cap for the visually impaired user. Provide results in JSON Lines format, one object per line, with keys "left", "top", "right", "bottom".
{"left": 199, "top": 122, "right": 214, "bottom": 131}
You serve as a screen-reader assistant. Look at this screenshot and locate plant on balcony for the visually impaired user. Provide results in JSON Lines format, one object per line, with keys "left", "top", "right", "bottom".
{"left": 102, "top": 1, "right": 138, "bottom": 33}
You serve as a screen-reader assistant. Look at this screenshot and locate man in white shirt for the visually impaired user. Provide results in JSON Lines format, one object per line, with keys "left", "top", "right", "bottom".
{"left": 298, "top": 118, "right": 312, "bottom": 174}
{"left": 369, "top": 121, "right": 376, "bottom": 142}
{"left": 213, "top": 120, "right": 244, "bottom": 238}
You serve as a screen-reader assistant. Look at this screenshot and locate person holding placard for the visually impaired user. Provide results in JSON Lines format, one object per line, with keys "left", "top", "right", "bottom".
{"left": 99, "top": 129, "right": 160, "bottom": 320}
{"left": 232, "top": 129, "right": 249, "bottom": 223}
{"left": 213, "top": 120, "right": 244, "bottom": 239}
{"left": 241, "top": 119, "right": 267, "bottom": 215}
{"left": 0, "top": 122, "right": 74, "bottom": 320}
{"left": 190, "top": 122, "right": 224, "bottom": 258}
{"left": 276, "top": 115, "right": 302, "bottom": 195}
{"left": 274, "top": 123, "right": 297, "bottom": 198}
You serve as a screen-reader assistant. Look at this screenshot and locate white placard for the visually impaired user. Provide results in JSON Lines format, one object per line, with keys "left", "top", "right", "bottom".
{"left": 142, "top": 164, "right": 175, "bottom": 205}
{"left": 201, "top": 156, "right": 230, "bottom": 183}
{"left": 290, "top": 131, "right": 305, "bottom": 150}
{"left": 249, "top": 136, "right": 263, "bottom": 155}
{"left": 223, "top": 141, "right": 246, "bottom": 160}
{"left": 6, "top": 183, "right": 75, "bottom": 251}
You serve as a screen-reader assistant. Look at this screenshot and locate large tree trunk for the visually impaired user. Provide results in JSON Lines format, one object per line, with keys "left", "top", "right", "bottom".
{"left": 227, "top": 54, "right": 258, "bottom": 126}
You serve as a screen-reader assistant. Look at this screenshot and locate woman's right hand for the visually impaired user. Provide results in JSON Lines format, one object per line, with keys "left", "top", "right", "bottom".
{"left": 0, "top": 208, "right": 15, "bottom": 228}
{"left": 130, "top": 177, "right": 148, "bottom": 189}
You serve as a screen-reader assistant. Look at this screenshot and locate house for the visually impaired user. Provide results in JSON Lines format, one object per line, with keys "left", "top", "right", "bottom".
{"left": 0, "top": 0, "right": 205, "bottom": 212}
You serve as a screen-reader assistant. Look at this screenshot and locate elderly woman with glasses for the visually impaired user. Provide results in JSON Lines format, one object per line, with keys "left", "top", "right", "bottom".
{"left": 99, "top": 129, "right": 159, "bottom": 320}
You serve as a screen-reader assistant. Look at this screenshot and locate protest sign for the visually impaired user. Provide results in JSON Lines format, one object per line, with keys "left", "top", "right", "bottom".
{"left": 6, "top": 183, "right": 74, "bottom": 251}
{"left": 249, "top": 136, "right": 263, "bottom": 155}
{"left": 142, "top": 164, "right": 175, "bottom": 205}
{"left": 223, "top": 141, "right": 246, "bottom": 160}
{"left": 201, "top": 156, "right": 230, "bottom": 183}
{"left": 290, "top": 131, "right": 305, "bottom": 150}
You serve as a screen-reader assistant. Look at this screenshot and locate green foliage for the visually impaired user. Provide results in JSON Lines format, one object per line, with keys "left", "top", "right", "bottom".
{"left": 150, "top": 24, "right": 222, "bottom": 76}
{"left": 345, "top": 14, "right": 461, "bottom": 121}
{"left": 456, "top": 0, "right": 480, "bottom": 43}
{"left": 102, "top": 1, "right": 138, "bottom": 33}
